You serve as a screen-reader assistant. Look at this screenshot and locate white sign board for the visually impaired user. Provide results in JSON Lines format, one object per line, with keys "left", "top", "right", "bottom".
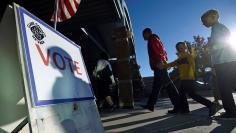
{"left": 17, "top": 7, "right": 94, "bottom": 106}
{"left": 1, "top": 5, "right": 104, "bottom": 133}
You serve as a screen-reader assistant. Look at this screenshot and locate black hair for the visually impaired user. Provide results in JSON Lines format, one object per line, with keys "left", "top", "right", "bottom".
{"left": 142, "top": 28, "right": 152, "bottom": 35}
{"left": 100, "top": 52, "right": 109, "bottom": 60}
{"left": 201, "top": 9, "right": 219, "bottom": 21}
{"left": 176, "top": 42, "right": 186, "bottom": 52}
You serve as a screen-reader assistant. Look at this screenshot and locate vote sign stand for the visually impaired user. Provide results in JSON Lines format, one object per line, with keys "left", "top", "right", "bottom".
{"left": 0, "top": 4, "right": 104, "bottom": 133}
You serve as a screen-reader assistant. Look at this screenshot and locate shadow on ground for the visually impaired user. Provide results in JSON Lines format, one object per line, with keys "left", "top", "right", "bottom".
{"left": 104, "top": 107, "right": 212, "bottom": 133}
{"left": 210, "top": 120, "right": 236, "bottom": 133}
{"left": 102, "top": 112, "right": 150, "bottom": 123}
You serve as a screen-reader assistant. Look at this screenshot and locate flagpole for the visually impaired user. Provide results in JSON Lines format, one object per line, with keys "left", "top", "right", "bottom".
{"left": 54, "top": 0, "right": 59, "bottom": 30}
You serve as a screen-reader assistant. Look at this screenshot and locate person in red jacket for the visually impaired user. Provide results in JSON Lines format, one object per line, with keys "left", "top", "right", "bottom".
{"left": 141, "top": 28, "right": 180, "bottom": 113}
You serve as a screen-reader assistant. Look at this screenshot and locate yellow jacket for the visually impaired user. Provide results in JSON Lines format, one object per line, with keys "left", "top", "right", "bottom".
{"left": 164, "top": 52, "right": 195, "bottom": 80}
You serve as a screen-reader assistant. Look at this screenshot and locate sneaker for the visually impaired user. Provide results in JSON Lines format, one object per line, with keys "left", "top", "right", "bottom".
{"left": 140, "top": 105, "right": 154, "bottom": 112}
{"left": 213, "top": 100, "right": 220, "bottom": 105}
{"left": 216, "top": 104, "right": 223, "bottom": 110}
{"left": 215, "top": 112, "right": 236, "bottom": 120}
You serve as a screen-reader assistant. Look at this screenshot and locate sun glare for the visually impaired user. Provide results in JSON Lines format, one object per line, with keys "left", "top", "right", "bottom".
{"left": 228, "top": 31, "right": 236, "bottom": 51}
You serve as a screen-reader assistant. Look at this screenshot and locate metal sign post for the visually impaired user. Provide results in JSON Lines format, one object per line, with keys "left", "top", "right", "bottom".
{"left": 54, "top": 0, "right": 59, "bottom": 30}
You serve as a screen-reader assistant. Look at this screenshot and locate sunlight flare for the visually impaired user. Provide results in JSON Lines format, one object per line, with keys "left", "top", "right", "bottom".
{"left": 228, "top": 31, "right": 236, "bottom": 51}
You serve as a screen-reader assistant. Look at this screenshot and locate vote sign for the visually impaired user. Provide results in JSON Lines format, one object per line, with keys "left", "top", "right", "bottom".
{"left": 18, "top": 7, "right": 94, "bottom": 106}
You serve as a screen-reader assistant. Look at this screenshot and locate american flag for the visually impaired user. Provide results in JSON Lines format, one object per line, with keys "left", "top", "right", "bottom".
{"left": 51, "top": 0, "right": 81, "bottom": 22}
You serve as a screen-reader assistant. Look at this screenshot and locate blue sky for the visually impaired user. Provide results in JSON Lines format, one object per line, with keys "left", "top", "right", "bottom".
{"left": 125, "top": 0, "right": 236, "bottom": 77}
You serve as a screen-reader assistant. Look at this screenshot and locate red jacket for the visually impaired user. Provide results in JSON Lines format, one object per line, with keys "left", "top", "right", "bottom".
{"left": 147, "top": 34, "right": 168, "bottom": 70}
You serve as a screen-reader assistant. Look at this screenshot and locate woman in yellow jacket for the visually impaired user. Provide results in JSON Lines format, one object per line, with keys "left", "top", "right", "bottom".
{"left": 161, "top": 42, "right": 217, "bottom": 117}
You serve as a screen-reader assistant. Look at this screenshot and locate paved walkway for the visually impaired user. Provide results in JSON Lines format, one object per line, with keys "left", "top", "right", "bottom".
{"left": 101, "top": 93, "right": 236, "bottom": 133}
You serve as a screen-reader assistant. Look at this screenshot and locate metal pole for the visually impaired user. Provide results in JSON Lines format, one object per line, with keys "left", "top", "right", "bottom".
{"left": 54, "top": 0, "right": 59, "bottom": 30}
{"left": 11, "top": 117, "right": 28, "bottom": 133}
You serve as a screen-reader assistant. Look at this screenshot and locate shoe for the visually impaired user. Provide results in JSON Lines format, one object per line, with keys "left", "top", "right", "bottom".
{"left": 216, "top": 103, "right": 223, "bottom": 110}
{"left": 213, "top": 100, "right": 220, "bottom": 105}
{"left": 140, "top": 105, "right": 154, "bottom": 112}
{"left": 168, "top": 109, "right": 179, "bottom": 114}
{"left": 215, "top": 112, "right": 236, "bottom": 120}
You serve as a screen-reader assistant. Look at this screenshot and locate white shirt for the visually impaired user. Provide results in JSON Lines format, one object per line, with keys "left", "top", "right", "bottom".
{"left": 94, "top": 59, "right": 115, "bottom": 84}
{"left": 211, "top": 23, "right": 236, "bottom": 64}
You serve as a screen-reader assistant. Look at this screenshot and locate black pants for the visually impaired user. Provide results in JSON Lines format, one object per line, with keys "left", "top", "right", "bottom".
{"left": 179, "top": 80, "right": 212, "bottom": 111}
{"left": 147, "top": 69, "right": 179, "bottom": 109}
{"left": 215, "top": 62, "right": 236, "bottom": 115}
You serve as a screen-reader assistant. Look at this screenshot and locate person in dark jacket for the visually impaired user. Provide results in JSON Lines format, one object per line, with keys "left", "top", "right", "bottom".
{"left": 141, "top": 28, "right": 180, "bottom": 113}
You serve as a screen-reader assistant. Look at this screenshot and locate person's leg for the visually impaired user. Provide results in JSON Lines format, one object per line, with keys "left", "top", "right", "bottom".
{"left": 162, "top": 70, "right": 180, "bottom": 111}
{"left": 212, "top": 74, "right": 221, "bottom": 103}
{"left": 105, "top": 96, "right": 114, "bottom": 106}
{"left": 183, "top": 80, "right": 218, "bottom": 116}
{"left": 99, "top": 99, "right": 105, "bottom": 108}
{"left": 105, "top": 96, "right": 116, "bottom": 111}
{"left": 183, "top": 80, "right": 213, "bottom": 108}
{"left": 178, "top": 81, "right": 189, "bottom": 113}
{"left": 146, "top": 71, "right": 162, "bottom": 109}
{"left": 215, "top": 63, "right": 236, "bottom": 116}
{"left": 232, "top": 62, "right": 236, "bottom": 91}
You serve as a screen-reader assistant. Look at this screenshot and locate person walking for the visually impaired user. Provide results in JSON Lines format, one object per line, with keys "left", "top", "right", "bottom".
{"left": 141, "top": 28, "right": 180, "bottom": 114}
{"left": 161, "top": 42, "right": 217, "bottom": 117}
{"left": 93, "top": 52, "right": 117, "bottom": 111}
{"left": 201, "top": 9, "right": 236, "bottom": 118}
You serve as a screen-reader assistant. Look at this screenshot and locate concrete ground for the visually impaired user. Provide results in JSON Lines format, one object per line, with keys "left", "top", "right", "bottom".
{"left": 101, "top": 92, "right": 236, "bottom": 133}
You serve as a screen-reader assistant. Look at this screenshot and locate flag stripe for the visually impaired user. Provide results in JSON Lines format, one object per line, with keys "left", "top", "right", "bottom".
{"left": 63, "top": 4, "right": 72, "bottom": 19}
{"left": 59, "top": 0, "right": 67, "bottom": 21}
{"left": 51, "top": 0, "right": 81, "bottom": 22}
{"left": 70, "top": 0, "right": 77, "bottom": 13}
{"left": 65, "top": 0, "right": 75, "bottom": 16}
{"left": 74, "top": 0, "right": 79, "bottom": 8}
